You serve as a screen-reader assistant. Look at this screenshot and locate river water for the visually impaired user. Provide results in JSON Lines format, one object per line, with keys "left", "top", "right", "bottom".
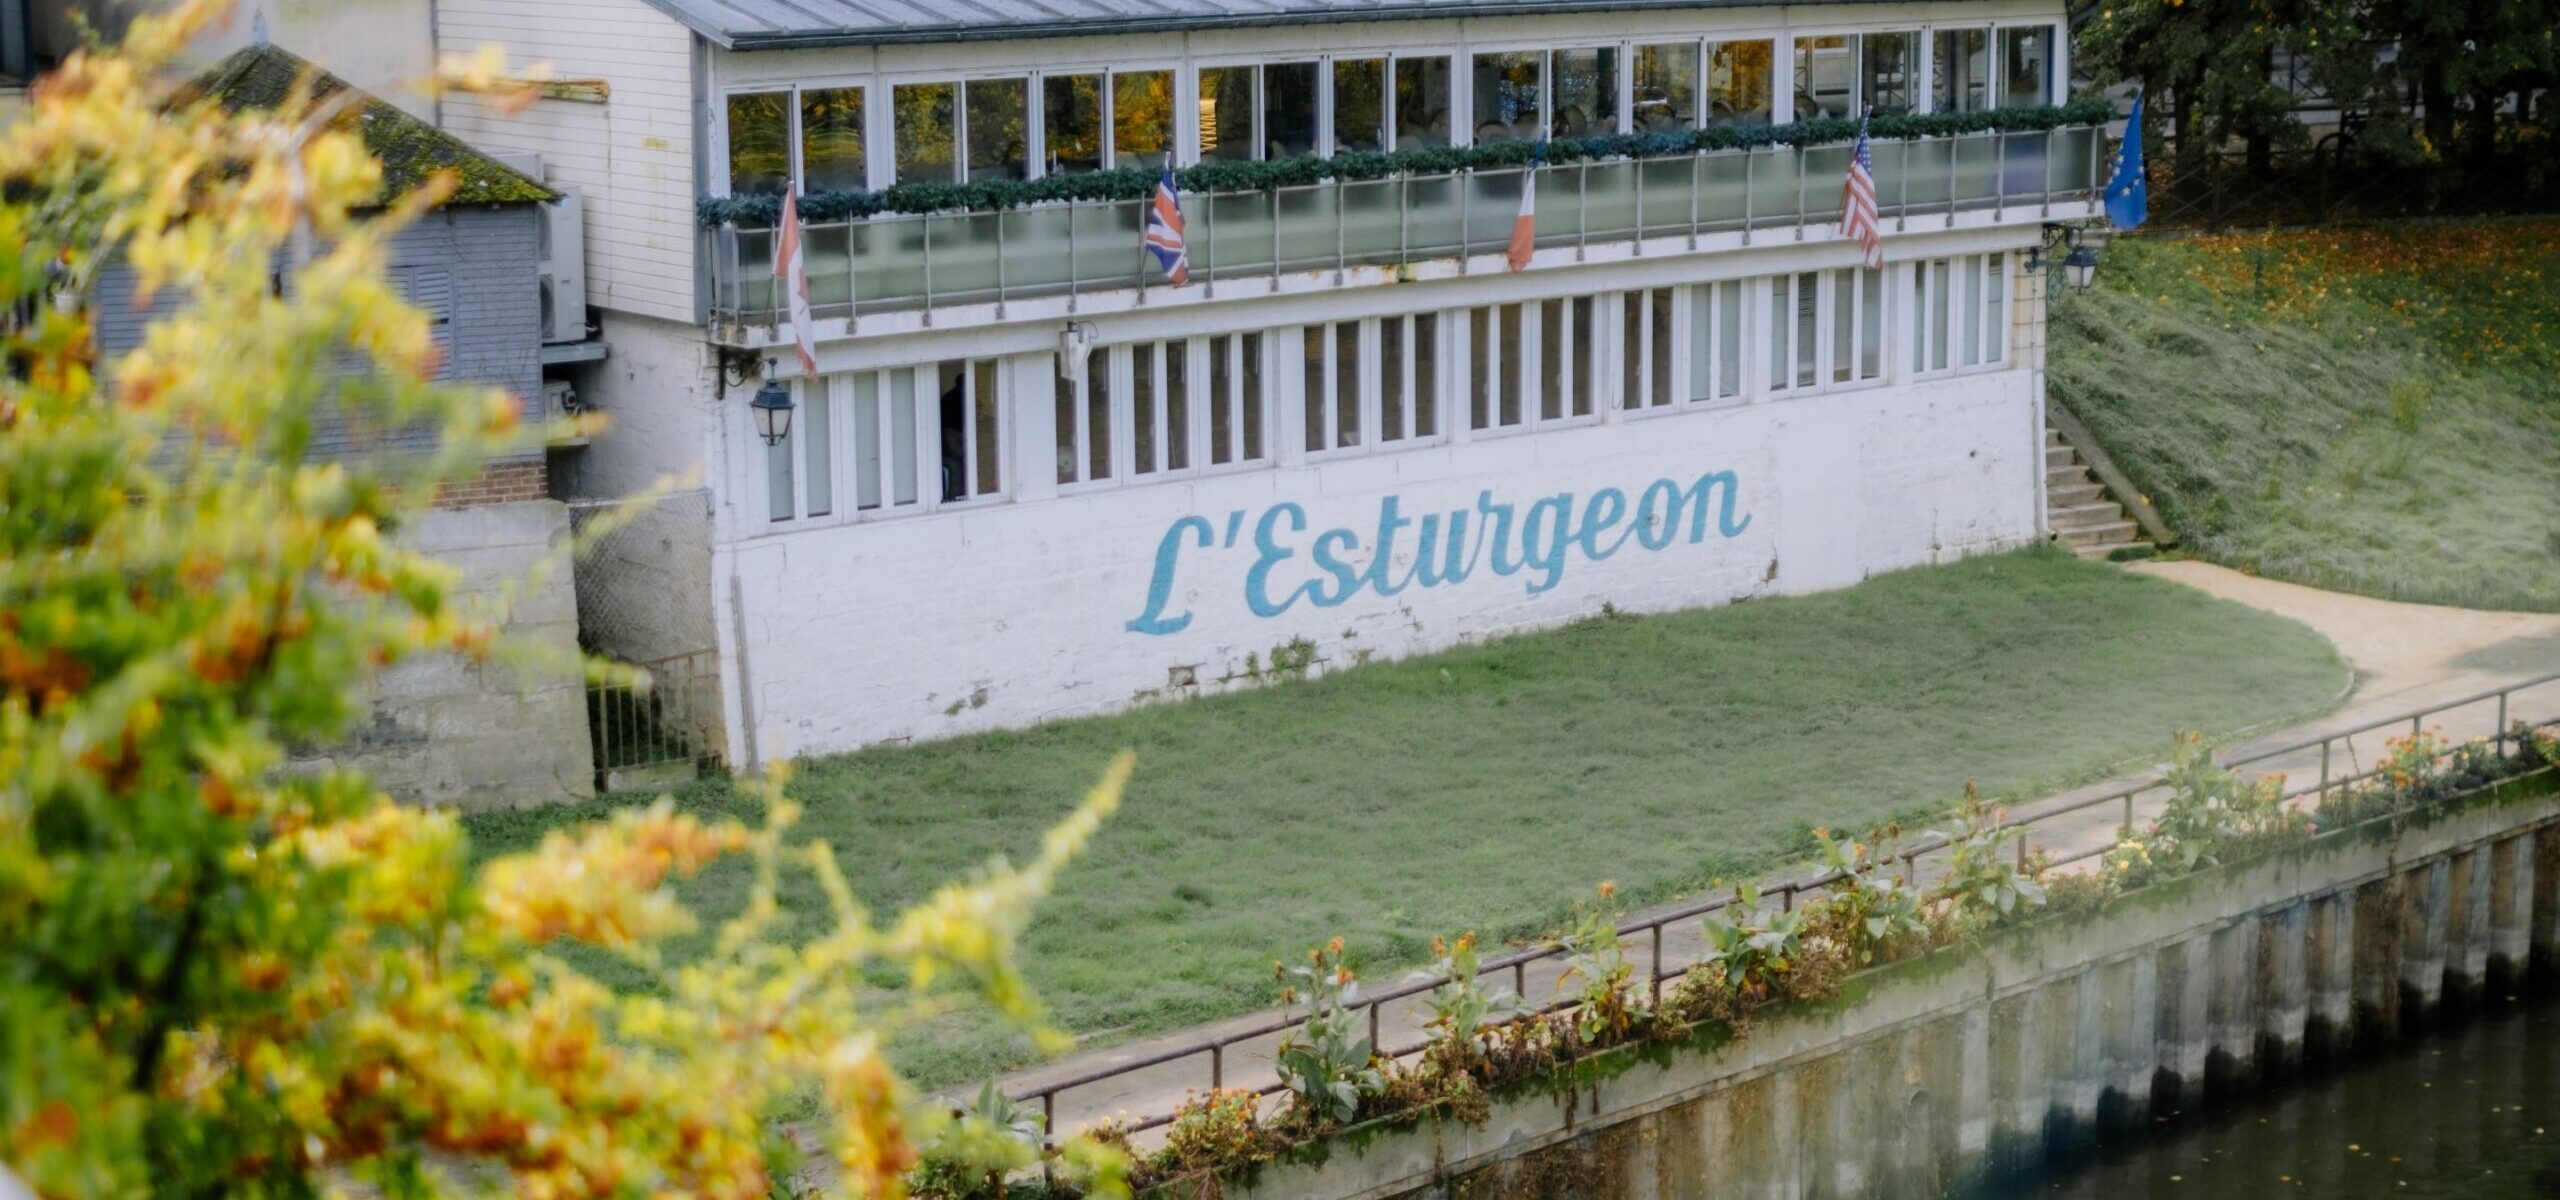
{"left": 2010, "top": 997, "right": 2560, "bottom": 1199}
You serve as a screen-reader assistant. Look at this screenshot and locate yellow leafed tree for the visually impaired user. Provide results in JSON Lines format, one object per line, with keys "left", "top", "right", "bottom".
{"left": 0, "top": 4, "right": 1125, "bottom": 1196}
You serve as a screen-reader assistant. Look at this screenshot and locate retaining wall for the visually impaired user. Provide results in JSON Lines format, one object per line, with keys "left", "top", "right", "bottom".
{"left": 1220, "top": 779, "right": 2560, "bottom": 1200}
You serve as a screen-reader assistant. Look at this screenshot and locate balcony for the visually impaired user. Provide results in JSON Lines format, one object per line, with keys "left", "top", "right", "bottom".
{"left": 707, "top": 125, "right": 2103, "bottom": 335}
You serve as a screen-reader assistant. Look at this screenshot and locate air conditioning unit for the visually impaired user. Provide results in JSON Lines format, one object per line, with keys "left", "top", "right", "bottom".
{"left": 496, "top": 152, "right": 589, "bottom": 345}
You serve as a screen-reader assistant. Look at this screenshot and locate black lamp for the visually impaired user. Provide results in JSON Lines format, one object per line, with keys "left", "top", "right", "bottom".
{"left": 2028, "top": 224, "right": 2103, "bottom": 294}
{"left": 750, "top": 359, "right": 795, "bottom": 446}
{"left": 2062, "top": 243, "right": 2101, "bottom": 291}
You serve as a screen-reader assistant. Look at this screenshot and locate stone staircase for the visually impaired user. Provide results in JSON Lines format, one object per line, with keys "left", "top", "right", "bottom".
{"left": 2044, "top": 429, "right": 2152, "bottom": 560}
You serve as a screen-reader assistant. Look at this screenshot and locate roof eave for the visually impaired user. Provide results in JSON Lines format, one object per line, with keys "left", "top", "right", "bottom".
{"left": 713, "top": 0, "right": 1880, "bottom": 51}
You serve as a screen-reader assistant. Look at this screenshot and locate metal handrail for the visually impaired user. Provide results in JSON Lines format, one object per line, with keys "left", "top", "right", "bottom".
{"left": 1005, "top": 667, "right": 2560, "bottom": 1135}
{"left": 710, "top": 126, "right": 2105, "bottom": 330}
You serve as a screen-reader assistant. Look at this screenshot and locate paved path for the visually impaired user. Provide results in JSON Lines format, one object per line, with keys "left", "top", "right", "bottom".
{"left": 990, "top": 564, "right": 2560, "bottom": 1138}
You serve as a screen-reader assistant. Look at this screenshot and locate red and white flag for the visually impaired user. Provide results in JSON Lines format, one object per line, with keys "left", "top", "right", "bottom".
{"left": 1505, "top": 149, "right": 1542, "bottom": 273}
{"left": 772, "top": 185, "right": 820, "bottom": 376}
{"left": 1838, "top": 119, "right": 1884, "bottom": 270}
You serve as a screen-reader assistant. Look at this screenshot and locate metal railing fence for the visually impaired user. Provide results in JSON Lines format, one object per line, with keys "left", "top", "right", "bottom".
{"left": 710, "top": 126, "right": 2104, "bottom": 328}
{"left": 1005, "top": 668, "right": 2560, "bottom": 1138}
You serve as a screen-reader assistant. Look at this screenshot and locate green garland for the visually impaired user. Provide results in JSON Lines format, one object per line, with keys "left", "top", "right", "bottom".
{"left": 696, "top": 100, "right": 2113, "bottom": 227}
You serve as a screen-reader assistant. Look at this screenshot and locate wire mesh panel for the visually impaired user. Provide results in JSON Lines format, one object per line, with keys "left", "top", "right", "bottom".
{"left": 568, "top": 490, "right": 723, "bottom": 791}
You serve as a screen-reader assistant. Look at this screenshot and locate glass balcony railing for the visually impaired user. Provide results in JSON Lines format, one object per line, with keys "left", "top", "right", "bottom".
{"left": 708, "top": 126, "right": 2102, "bottom": 329}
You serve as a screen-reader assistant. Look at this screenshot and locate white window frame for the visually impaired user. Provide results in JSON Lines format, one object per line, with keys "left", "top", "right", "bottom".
{"left": 1615, "top": 287, "right": 1684, "bottom": 415}
{"left": 1763, "top": 267, "right": 1888, "bottom": 399}
{"left": 758, "top": 360, "right": 1008, "bottom": 529}
{"left": 1067, "top": 336, "right": 1273, "bottom": 486}
{"left": 1466, "top": 299, "right": 1602, "bottom": 437}
{"left": 718, "top": 81, "right": 876, "bottom": 197}
{"left": 1910, "top": 252, "right": 2011, "bottom": 379}
{"left": 1686, "top": 277, "right": 1749, "bottom": 408}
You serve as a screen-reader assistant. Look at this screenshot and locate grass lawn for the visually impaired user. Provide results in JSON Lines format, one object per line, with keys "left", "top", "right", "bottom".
{"left": 464, "top": 550, "right": 2346, "bottom": 1089}
{"left": 2051, "top": 224, "right": 2560, "bottom": 612}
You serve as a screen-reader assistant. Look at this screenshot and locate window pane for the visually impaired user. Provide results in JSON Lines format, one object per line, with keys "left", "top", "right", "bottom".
{"left": 1209, "top": 335, "right": 1235, "bottom": 463}
{"left": 1114, "top": 70, "right": 1174, "bottom": 165}
{"left": 1198, "top": 66, "right": 1256, "bottom": 163}
{"left": 1707, "top": 40, "right": 1774, "bottom": 127}
{"left": 1044, "top": 74, "right": 1104, "bottom": 175}
{"left": 1791, "top": 35, "right": 1851, "bottom": 121}
{"left": 1689, "top": 284, "right": 1712, "bottom": 401}
{"left": 855, "top": 373, "right": 881, "bottom": 509}
{"left": 1302, "top": 327, "right": 1326, "bottom": 450}
{"left": 973, "top": 361, "right": 1001, "bottom": 495}
{"left": 1571, "top": 298, "right": 1595, "bottom": 415}
{"left": 1472, "top": 52, "right": 1542, "bottom": 144}
{"left": 728, "top": 91, "right": 791, "bottom": 195}
{"left": 1794, "top": 272, "right": 1818, "bottom": 387}
{"left": 890, "top": 369, "right": 918, "bottom": 504}
{"left": 894, "top": 83, "right": 957, "bottom": 184}
{"left": 1135, "top": 346, "right": 1159, "bottom": 472}
{"left": 1633, "top": 43, "right": 1698, "bottom": 134}
{"left": 936, "top": 361, "right": 970, "bottom": 501}
{"left": 1469, "top": 307, "right": 1491, "bottom": 429}
{"left": 1412, "top": 314, "right": 1437, "bottom": 437}
{"left": 1861, "top": 32, "right": 1916, "bottom": 117}
{"left": 1241, "top": 332, "right": 1265, "bottom": 459}
{"left": 1716, "top": 280, "right": 1742, "bottom": 398}
{"left": 1333, "top": 59, "right": 1387, "bottom": 154}
{"left": 1264, "top": 62, "right": 1320, "bottom": 158}
{"left": 800, "top": 88, "right": 866, "bottom": 192}
{"left": 1166, "top": 342, "right": 1191, "bottom": 469}
{"left": 2000, "top": 26, "right": 2052, "bottom": 106}
{"left": 1334, "top": 323, "right": 1361, "bottom": 446}
{"left": 1381, "top": 316, "right": 1406, "bottom": 441}
{"left": 1055, "top": 366, "right": 1079, "bottom": 484}
{"left": 1860, "top": 267, "right": 1883, "bottom": 378}
{"left": 1934, "top": 29, "right": 1992, "bottom": 114}
{"left": 1497, "top": 304, "right": 1524, "bottom": 426}
{"left": 1621, "top": 293, "right": 1642, "bottom": 409}
{"left": 1394, "top": 57, "right": 1453, "bottom": 148}
{"left": 1552, "top": 47, "right": 1618, "bottom": 138}
{"left": 1832, "top": 270, "right": 1853, "bottom": 382}
{"left": 1648, "top": 289, "right": 1673, "bottom": 406}
{"left": 766, "top": 411, "right": 794, "bottom": 521}
{"left": 966, "top": 78, "right": 1029, "bottom": 181}
{"left": 1961, "top": 255, "right": 1983, "bottom": 367}
{"left": 1985, "top": 255, "right": 2007, "bottom": 362}
{"left": 1086, "top": 366, "right": 1112, "bottom": 480}
{"left": 1541, "top": 300, "right": 1567, "bottom": 421}
{"left": 805, "top": 382, "right": 832, "bottom": 515}
{"left": 1768, "top": 279, "right": 1789, "bottom": 390}
{"left": 1932, "top": 263, "right": 1952, "bottom": 371}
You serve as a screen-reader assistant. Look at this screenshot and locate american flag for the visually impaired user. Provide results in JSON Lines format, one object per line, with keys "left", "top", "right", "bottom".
{"left": 1143, "top": 165, "right": 1189, "bottom": 285}
{"left": 1838, "top": 119, "right": 1883, "bottom": 270}
{"left": 771, "top": 185, "right": 819, "bottom": 376}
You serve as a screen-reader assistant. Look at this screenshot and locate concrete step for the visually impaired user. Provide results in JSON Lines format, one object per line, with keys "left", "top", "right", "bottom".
{"left": 2045, "top": 445, "right": 2077, "bottom": 469}
{"left": 2074, "top": 539, "right": 2155, "bottom": 561}
{"left": 2049, "top": 502, "right": 2131, "bottom": 530}
{"left": 2056, "top": 519, "right": 2140, "bottom": 547}
{"left": 2047, "top": 481, "right": 2106, "bottom": 508}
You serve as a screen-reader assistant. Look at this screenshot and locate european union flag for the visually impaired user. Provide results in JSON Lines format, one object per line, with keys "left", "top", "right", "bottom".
{"left": 2105, "top": 92, "right": 2148, "bottom": 230}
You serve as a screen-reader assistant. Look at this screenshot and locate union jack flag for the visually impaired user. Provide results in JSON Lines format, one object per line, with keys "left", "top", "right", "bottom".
{"left": 1143, "top": 166, "right": 1189, "bottom": 285}
{"left": 1838, "top": 119, "right": 1883, "bottom": 270}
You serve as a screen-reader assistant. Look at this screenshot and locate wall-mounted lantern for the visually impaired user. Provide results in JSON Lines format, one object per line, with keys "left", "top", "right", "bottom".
{"left": 2028, "top": 223, "right": 2105, "bottom": 293}
{"left": 750, "top": 359, "right": 795, "bottom": 446}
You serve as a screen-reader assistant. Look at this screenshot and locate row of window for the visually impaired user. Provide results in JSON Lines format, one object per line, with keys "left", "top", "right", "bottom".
{"left": 763, "top": 255, "right": 2011, "bottom": 524}
{"left": 724, "top": 25, "right": 2057, "bottom": 197}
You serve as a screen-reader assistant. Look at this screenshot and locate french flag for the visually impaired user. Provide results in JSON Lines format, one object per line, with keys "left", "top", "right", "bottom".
{"left": 1506, "top": 145, "right": 1543, "bottom": 273}
{"left": 1143, "top": 166, "right": 1190, "bottom": 285}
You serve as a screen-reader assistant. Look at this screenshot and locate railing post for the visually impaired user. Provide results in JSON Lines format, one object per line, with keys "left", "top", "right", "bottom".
{"left": 1368, "top": 999, "right": 1381, "bottom": 1055}
{"left": 2320, "top": 739, "right": 2331, "bottom": 801}
{"left": 919, "top": 215, "right": 934, "bottom": 327}
{"left": 1041, "top": 1093, "right": 1057, "bottom": 1185}
{"left": 2121, "top": 790, "right": 2134, "bottom": 837}
{"left": 1650, "top": 923, "right": 1665, "bottom": 1008}
{"left": 1065, "top": 205, "right": 1078, "bottom": 314}
{"left": 1398, "top": 176, "right": 1411, "bottom": 263}
{"left": 1897, "top": 138, "right": 1911, "bottom": 230}
{"left": 1211, "top": 1042, "right": 1224, "bottom": 1090}
{"left": 1994, "top": 133, "right": 2007, "bottom": 222}
{"left": 1335, "top": 183, "right": 1348, "bottom": 283}
{"left": 994, "top": 211, "right": 1009, "bottom": 317}
{"left": 1793, "top": 142, "right": 1807, "bottom": 241}
{"left": 1741, "top": 149, "right": 1755, "bottom": 244}
{"left": 1458, "top": 178, "right": 1472, "bottom": 274}
{"left": 845, "top": 220, "right": 860, "bottom": 332}
{"left": 2498, "top": 692, "right": 2510, "bottom": 756}
{"left": 1688, "top": 152, "right": 1701, "bottom": 249}
{"left": 1269, "top": 187, "right": 1281, "bottom": 294}
{"left": 1631, "top": 156, "right": 1644, "bottom": 257}
{"left": 1577, "top": 159, "right": 1589, "bottom": 260}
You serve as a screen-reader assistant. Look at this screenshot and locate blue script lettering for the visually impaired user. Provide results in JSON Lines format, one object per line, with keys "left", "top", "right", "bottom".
{"left": 1123, "top": 471, "right": 1752, "bottom": 635}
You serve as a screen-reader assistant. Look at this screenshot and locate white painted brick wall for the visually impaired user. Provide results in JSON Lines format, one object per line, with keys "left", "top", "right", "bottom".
{"left": 723, "top": 369, "right": 2037, "bottom": 760}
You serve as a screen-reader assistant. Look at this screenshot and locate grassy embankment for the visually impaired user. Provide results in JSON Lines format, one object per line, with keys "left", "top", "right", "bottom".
{"left": 466, "top": 550, "right": 2347, "bottom": 1089}
{"left": 2051, "top": 223, "right": 2560, "bottom": 611}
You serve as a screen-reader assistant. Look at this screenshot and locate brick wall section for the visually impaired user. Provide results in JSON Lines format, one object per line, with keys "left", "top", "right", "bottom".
{"left": 433, "top": 458, "right": 550, "bottom": 509}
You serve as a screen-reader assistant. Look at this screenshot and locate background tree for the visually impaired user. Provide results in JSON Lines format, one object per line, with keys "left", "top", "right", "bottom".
{"left": 0, "top": 4, "right": 1125, "bottom": 1197}
{"left": 2077, "top": 0, "right": 2317, "bottom": 174}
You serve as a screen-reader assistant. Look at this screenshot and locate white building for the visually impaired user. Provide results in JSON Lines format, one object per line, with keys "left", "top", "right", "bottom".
{"left": 437, "top": 0, "right": 2105, "bottom": 768}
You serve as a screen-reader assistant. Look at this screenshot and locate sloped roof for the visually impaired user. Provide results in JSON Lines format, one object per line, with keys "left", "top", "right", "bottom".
{"left": 642, "top": 0, "right": 1833, "bottom": 50}
{"left": 197, "top": 43, "right": 553, "bottom": 207}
